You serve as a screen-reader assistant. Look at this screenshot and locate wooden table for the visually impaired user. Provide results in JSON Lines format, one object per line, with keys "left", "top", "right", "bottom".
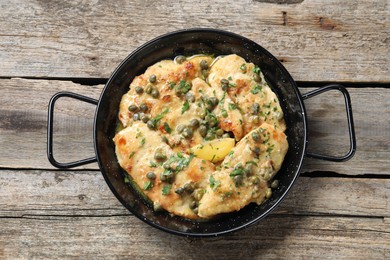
{"left": 1, "top": 0, "right": 389, "bottom": 258}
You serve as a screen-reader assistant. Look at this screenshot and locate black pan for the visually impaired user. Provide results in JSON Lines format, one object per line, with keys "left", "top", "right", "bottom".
{"left": 47, "top": 28, "right": 356, "bottom": 237}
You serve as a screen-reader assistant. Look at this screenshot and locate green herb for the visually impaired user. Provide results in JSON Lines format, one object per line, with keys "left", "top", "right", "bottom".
{"left": 251, "top": 84, "right": 262, "bottom": 94}
{"left": 153, "top": 108, "right": 169, "bottom": 123}
{"left": 228, "top": 76, "right": 233, "bottom": 81}
{"left": 141, "top": 137, "right": 146, "bottom": 146}
{"left": 229, "top": 82, "right": 236, "bottom": 87}
{"left": 253, "top": 65, "right": 261, "bottom": 74}
{"left": 273, "top": 106, "right": 278, "bottom": 112}
{"left": 162, "top": 184, "right": 171, "bottom": 195}
{"left": 169, "top": 82, "right": 175, "bottom": 89}
{"left": 144, "top": 181, "right": 153, "bottom": 191}
{"left": 219, "top": 92, "right": 226, "bottom": 108}
{"left": 177, "top": 80, "right": 192, "bottom": 94}
{"left": 230, "top": 166, "right": 245, "bottom": 177}
{"left": 209, "top": 175, "right": 221, "bottom": 191}
{"left": 246, "top": 161, "right": 258, "bottom": 167}
{"left": 267, "top": 145, "right": 274, "bottom": 155}
{"left": 181, "top": 100, "right": 190, "bottom": 114}
{"left": 128, "top": 151, "right": 135, "bottom": 159}
{"left": 149, "top": 161, "right": 157, "bottom": 167}
{"left": 164, "top": 122, "right": 172, "bottom": 134}
{"left": 228, "top": 103, "right": 236, "bottom": 110}
{"left": 227, "top": 150, "right": 234, "bottom": 157}
{"left": 136, "top": 128, "right": 141, "bottom": 138}
{"left": 263, "top": 102, "right": 271, "bottom": 108}
{"left": 124, "top": 175, "right": 130, "bottom": 184}
{"left": 221, "top": 109, "right": 228, "bottom": 118}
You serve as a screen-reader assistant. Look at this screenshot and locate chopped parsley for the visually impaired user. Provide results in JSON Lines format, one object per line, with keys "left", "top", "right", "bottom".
{"left": 181, "top": 100, "right": 190, "bottom": 114}
{"left": 164, "top": 122, "right": 172, "bottom": 134}
{"left": 251, "top": 84, "right": 263, "bottom": 94}
{"left": 177, "top": 80, "right": 192, "bottom": 94}
{"left": 162, "top": 184, "right": 171, "bottom": 195}
{"left": 228, "top": 103, "right": 236, "bottom": 110}
{"left": 149, "top": 160, "right": 157, "bottom": 167}
{"left": 230, "top": 165, "right": 245, "bottom": 177}
{"left": 141, "top": 137, "right": 146, "bottom": 146}
{"left": 128, "top": 151, "right": 135, "bottom": 159}
{"left": 228, "top": 76, "right": 233, "bottom": 81}
{"left": 124, "top": 175, "right": 130, "bottom": 184}
{"left": 143, "top": 181, "right": 153, "bottom": 191}
{"left": 209, "top": 175, "right": 221, "bottom": 191}
{"left": 221, "top": 108, "right": 228, "bottom": 118}
{"left": 152, "top": 108, "right": 169, "bottom": 125}
{"left": 169, "top": 82, "right": 175, "bottom": 90}
{"left": 253, "top": 65, "right": 261, "bottom": 74}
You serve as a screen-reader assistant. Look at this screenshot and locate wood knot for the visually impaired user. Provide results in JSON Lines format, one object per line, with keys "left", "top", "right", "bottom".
{"left": 319, "top": 17, "right": 336, "bottom": 30}
{"left": 282, "top": 11, "right": 288, "bottom": 26}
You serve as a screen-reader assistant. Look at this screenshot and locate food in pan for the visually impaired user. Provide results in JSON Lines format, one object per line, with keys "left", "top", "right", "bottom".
{"left": 113, "top": 54, "right": 288, "bottom": 219}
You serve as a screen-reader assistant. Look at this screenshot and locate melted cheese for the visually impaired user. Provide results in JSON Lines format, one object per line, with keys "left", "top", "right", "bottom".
{"left": 114, "top": 54, "right": 288, "bottom": 220}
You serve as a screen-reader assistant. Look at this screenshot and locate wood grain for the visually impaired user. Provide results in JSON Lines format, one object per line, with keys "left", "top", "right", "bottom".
{"left": 0, "top": 78, "right": 388, "bottom": 175}
{"left": 0, "top": 0, "right": 388, "bottom": 82}
{"left": 0, "top": 215, "right": 388, "bottom": 259}
{"left": 0, "top": 170, "right": 388, "bottom": 218}
{"left": 0, "top": 170, "right": 389, "bottom": 258}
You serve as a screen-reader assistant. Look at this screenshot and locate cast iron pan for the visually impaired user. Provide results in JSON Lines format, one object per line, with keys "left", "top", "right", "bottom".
{"left": 47, "top": 28, "right": 356, "bottom": 237}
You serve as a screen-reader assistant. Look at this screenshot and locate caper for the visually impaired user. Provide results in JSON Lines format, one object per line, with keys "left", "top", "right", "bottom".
{"left": 251, "top": 103, "right": 260, "bottom": 115}
{"left": 205, "top": 131, "right": 216, "bottom": 140}
{"left": 140, "top": 103, "right": 148, "bottom": 112}
{"left": 265, "top": 188, "right": 272, "bottom": 199}
{"left": 252, "top": 132, "right": 261, "bottom": 142}
{"left": 135, "top": 86, "right": 144, "bottom": 94}
{"left": 253, "top": 73, "right": 262, "bottom": 83}
{"left": 252, "top": 146, "right": 261, "bottom": 157}
{"left": 200, "top": 60, "right": 209, "bottom": 70}
{"left": 252, "top": 115, "right": 260, "bottom": 124}
{"left": 185, "top": 92, "right": 195, "bottom": 103}
{"left": 161, "top": 135, "right": 169, "bottom": 144}
{"left": 146, "top": 172, "right": 156, "bottom": 180}
{"left": 176, "top": 124, "right": 186, "bottom": 133}
{"left": 271, "top": 179, "right": 279, "bottom": 189}
{"left": 145, "top": 84, "right": 153, "bottom": 94}
{"left": 133, "top": 113, "right": 140, "bottom": 121}
{"left": 175, "top": 187, "right": 185, "bottom": 195}
{"left": 201, "top": 69, "right": 209, "bottom": 78}
{"left": 128, "top": 104, "right": 139, "bottom": 112}
{"left": 206, "top": 97, "right": 219, "bottom": 111}
{"left": 216, "top": 129, "right": 224, "bottom": 137}
{"left": 175, "top": 55, "right": 186, "bottom": 64}
{"left": 199, "top": 125, "right": 207, "bottom": 137}
{"left": 193, "top": 188, "right": 205, "bottom": 201}
{"left": 147, "top": 119, "right": 156, "bottom": 130}
{"left": 197, "top": 108, "right": 207, "bottom": 119}
{"left": 151, "top": 88, "right": 159, "bottom": 98}
{"left": 245, "top": 163, "right": 255, "bottom": 175}
{"left": 221, "top": 78, "right": 229, "bottom": 86}
{"left": 189, "top": 118, "right": 200, "bottom": 129}
{"left": 154, "top": 150, "right": 167, "bottom": 161}
{"left": 160, "top": 173, "right": 167, "bottom": 182}
{"left": 182, "top": 127, "right": 193, "bottom": 139}
{"left": 149, "top": 74, "right": 157, "bottom": 83}
{"left": 206, "top": 114, "right": 218, "bottom": 127}
{"left": 189, "top": 200, "right": 197, "bottom": 209}
{"left": 221, "top": 109, "right": 228, "bottom": 118}
{"left": 221, "top": 78, "right": 229, "bottom": 90}
{"left": 193, "top": 207, "right": 198, "bottom": 214}
{"left": 141, "top": 114, "right": 150, "bottom": 123}
{"left": 233, "top": 175, "right": 243, "bottom": 185}
{"left": 184, "top": 182, "right": 194, "bottom": 193}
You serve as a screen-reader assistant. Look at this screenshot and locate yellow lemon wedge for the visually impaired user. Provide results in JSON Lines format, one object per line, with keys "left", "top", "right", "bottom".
{"left": 190, "top": 138, "right": 235, "bottom": 163}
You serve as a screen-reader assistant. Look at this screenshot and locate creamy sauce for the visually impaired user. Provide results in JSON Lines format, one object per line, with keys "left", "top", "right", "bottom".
{"left": 114, "top": 54, "right": 288, "bottom": 220}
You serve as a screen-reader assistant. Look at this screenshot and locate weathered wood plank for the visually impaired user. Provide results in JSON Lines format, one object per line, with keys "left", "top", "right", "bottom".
{"left": 1, "top": 78, "right": 389, "bottom": 175}
{"left": 0, "top": 215, "right": 388, "bottom": 259}
{"left": 0, "top": 0, "right": 388, "bottom": 82}
{"left": 0, "top": 170, "right": 388, "bottom": 218}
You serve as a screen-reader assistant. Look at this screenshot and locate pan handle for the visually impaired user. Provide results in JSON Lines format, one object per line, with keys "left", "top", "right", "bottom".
{"left": 302, "top": 84, "right": 356, "bottom": 162}
{"left": 47, "top": 92, "right": 98, "bottom": 168}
